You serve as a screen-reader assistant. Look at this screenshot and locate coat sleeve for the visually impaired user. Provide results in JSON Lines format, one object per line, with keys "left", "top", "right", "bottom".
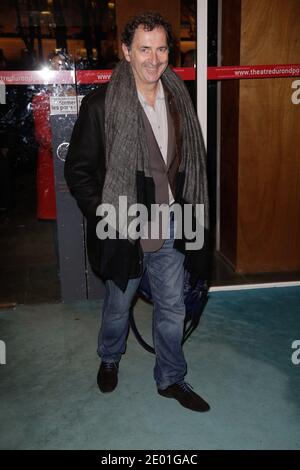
{"left": 64, "top": 90, "right": 106, "bottom": 219}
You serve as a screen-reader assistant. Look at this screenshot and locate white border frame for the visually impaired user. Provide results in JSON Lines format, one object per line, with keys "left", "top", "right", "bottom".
{"left": 197, "top": 0, "right": 208, "bottom": 149}
{"left": 216, "top": 0, "right": 222, "bottom": 251}
{"left": 196, "top": 0, "right": 300, "bottom": 292}
{"left": 209, "top": 281, "right": 300, "bottom": 292}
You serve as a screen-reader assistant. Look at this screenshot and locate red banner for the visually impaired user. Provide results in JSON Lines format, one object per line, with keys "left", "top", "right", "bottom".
{"left": 76, "top": 67, "right": 197, "bottom": 83}
{"left": 75, "top": 65, "right": 300, "bottom": 83}
{"left": 0, "top": 70, "right": 75, "bottom": 85}
{"left": 208, "top": 64, "right": 300, "bottom": 80}
{"left": 75, "top": 70, "right": 112, "bottom": 84}
{"left": 173, "top": 67, "right": 196, "bottom": 81}
{"left": 1, "top": 65, "right": 300, "bottom": 85}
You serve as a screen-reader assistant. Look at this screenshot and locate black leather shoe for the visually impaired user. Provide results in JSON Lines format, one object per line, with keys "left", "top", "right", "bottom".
{"left": 158, "top": 382, "right": 210, "bottom": 412}
{"left": 97, "top": 361, "right": 119, "bottom": 393}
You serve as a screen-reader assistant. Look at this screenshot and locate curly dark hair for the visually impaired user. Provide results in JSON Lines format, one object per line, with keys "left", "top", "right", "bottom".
{"left": 121, "top": 12, "right": 174, "bottom": 49}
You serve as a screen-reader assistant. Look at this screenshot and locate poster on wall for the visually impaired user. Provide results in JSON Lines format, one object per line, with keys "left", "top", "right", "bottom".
{"left": 50, "top": 93, "right": 105, "bottom": 301}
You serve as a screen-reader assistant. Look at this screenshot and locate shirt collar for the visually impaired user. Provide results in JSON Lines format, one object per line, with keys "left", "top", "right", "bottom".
{"left": 156, "top": 80, "right": 165, "bottom": 100}
{"left": 138, "top": 80, "right": 165, "bottom": 106}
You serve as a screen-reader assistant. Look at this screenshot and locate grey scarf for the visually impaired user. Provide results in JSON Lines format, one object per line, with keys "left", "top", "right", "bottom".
{"left": 103, "top": 59, "right": 209, "bottom": 235}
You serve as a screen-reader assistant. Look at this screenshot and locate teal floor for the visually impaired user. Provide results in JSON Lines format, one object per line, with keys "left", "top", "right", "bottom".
{"left": 0, "top": 286, "right": 299, "bottom": 450}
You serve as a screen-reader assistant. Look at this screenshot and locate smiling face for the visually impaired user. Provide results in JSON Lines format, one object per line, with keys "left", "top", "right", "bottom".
{"left": 122, "top": 25, "right": 169, "bottom": 90}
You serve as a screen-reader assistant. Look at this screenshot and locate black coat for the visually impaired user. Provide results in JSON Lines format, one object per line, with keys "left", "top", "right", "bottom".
{"left": 64, "top": 84, "right": 210, "bottom": 291}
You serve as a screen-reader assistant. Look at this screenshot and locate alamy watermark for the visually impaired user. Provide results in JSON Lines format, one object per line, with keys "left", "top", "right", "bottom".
{"left": 291, "top": 80, "right": 300, "bottom": 105}
{"left": 291, "top": 340, "right": 300, "bottom": 365}
{"left": 0, "top": 340, "right": 6, "bottom": 365}
{"left": 96, "top": 197, "right": 205, "bottom": 250}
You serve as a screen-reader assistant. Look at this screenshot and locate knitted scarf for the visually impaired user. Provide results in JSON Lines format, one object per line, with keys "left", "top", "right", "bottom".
{"left": 103, "top": 59, "right": 209, "bottom": 238}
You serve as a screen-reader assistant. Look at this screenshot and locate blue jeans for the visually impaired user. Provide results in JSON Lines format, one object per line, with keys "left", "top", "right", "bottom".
{"left": 97, "top": 217, "right": 187, "bottom": 389}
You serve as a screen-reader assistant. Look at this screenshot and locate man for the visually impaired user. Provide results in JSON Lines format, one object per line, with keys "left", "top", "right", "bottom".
{"left": 64, "top": 12, "right": 210, "bottom": 412}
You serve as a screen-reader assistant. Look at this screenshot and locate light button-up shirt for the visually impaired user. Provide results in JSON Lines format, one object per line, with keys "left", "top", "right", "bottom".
{"left": 138, "top": 81, "right": 174, "bottom": 205}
